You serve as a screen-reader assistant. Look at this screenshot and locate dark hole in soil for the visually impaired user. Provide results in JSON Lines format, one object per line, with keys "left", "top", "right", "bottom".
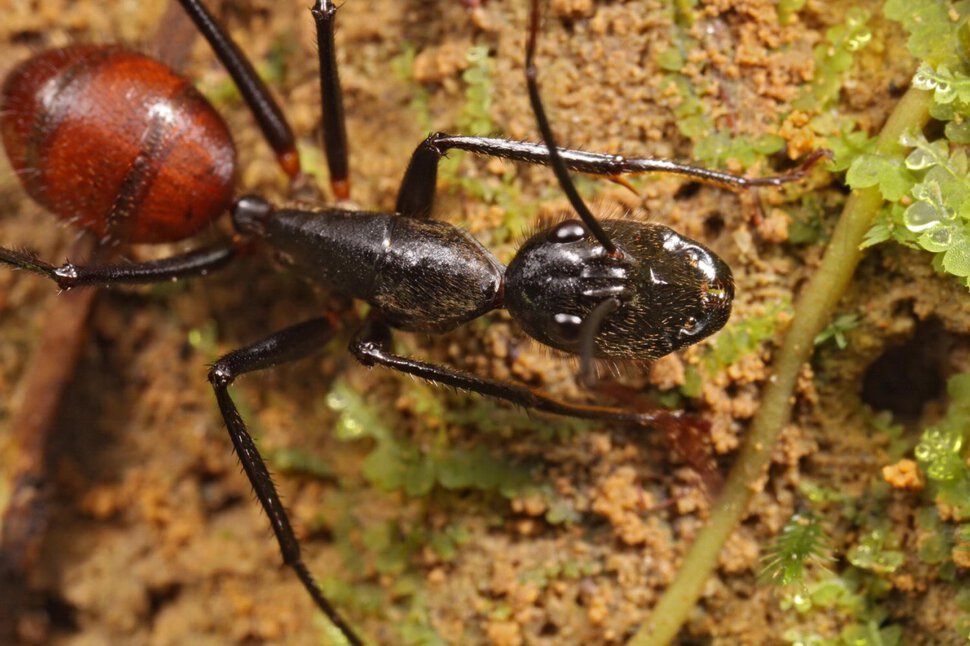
{"left": 861, "top": 319, "right": 949, "bottom": 423}
{"left": 148, "top": 582, "right": 182, "bottom": 618}
{"left": 673, "top": 181, "right": 702, "bottom": 200}
{"left": 703, "top": 213, "right": 726, "bottom": 238}
{"left": 44, "top": 592, "right": 79, "bottom": 632}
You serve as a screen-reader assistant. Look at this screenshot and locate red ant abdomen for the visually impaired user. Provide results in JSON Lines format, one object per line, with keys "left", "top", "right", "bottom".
{"left": 1, "top": 45, "right": 236, "bottom": 244}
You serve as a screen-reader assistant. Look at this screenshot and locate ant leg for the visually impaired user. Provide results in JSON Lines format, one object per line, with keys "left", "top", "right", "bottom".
{"left": 311, "top": 0, "right": 350, "bottom": 201}
{"left": 350, "top": 318, "right": 689, "bottom": 430}
{"left": 0, "top": 244, "right": 236, "bottom": 290}
{"left": 397, "top": 134, "right": 828, "bottom": 219}
{"left": 395, "top": 135, "right": 443, "bottom": 219}
{"left": 207, "top": 317, "right": 363, "bottom": 646}
{"left": 176, "top": 0, "right": 300, "bottom": 178}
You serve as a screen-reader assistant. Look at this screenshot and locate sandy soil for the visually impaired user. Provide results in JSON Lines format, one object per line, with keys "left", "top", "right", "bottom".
{"left": 0, "top": 1, "right": 967, "bottom": 645}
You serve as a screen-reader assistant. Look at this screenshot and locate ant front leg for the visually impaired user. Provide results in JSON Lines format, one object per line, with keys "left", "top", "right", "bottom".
{"left": 397, "top": 133, "right": 829, "bottom": 220}
{"left": 349, "top": 318, "right": 693, "bottom": 432}
{"left": 206, "top": 317, "right": 364, "bottom": 646}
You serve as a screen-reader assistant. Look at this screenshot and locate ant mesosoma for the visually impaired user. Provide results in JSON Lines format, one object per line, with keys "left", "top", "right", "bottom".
{"left": 0, "top": 0, "right": 824, "bottom": 642}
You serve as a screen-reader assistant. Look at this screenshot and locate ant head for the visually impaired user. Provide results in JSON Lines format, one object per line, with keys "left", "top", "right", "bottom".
{"left": 504, "top": 218, "right": 734, "bottom": 361}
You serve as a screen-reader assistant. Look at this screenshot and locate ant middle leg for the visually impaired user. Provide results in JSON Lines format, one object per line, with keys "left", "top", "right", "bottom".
{"left": 206, "top": 316, "right": 363, "bottom": 646}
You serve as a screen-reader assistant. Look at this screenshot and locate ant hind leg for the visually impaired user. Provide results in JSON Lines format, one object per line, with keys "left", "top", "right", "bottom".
{"left": 0, "top": 244, "right": 237, "bottom": 290}
{"left": 311, "top": 0, "right": 351, "bottom": 201}
{"left": 176, "top": 0, "right": 300, "bottom": 178}
{"left": 206, "top": 317, "right": 363, "bottom": 646}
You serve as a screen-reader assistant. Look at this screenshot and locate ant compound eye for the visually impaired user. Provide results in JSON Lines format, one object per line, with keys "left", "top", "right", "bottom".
{"left": 553, "top": 312, "right": 583, "bottom": 340}
{"left": 678, "top": 316, "right": 706, "bottom": 338}
{"left": 548, "top": 220, "right": 587, "bottom": 243}
{"left": 679, "top": 243, "right": 718, "bottom": 281}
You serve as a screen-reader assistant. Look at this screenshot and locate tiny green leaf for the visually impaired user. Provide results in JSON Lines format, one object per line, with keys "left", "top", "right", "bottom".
{"left": 846, "top": 153, "right": 913, "bottom": 201}
{"left": 915, "top": 427, "right": 965, "bottom": 481}
{"left": 861, "top": 218, "right": 892, "bottom": 249}
{"left": 845, "top": 153, "right": 884, "bottom": 188}
{"left": 656, "top": 47, "right": 684, "bottom": 72}
{"left": 847, "top": 529, "right": 905, "bottom": 574}
{"left": 942, "top": 233, "right": 970, "bottom": 276}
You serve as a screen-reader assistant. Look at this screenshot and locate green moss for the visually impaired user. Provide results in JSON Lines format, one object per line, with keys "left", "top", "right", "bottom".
{"left": 813, "top": 313, "right": 861, "bottom": 350}
{"left": 761, "top": 513, "right": 833, "bottom": 588}
{"left": 442, "top": 392, "right": 594, "bottom": 442}
{"left": 855, "top": 131, "right": 970, "bottom": 285}
{"left": 780, "top": 568, "right": 904, "bottom": 646}
{"left": 313, "top": 482, "right": 458, "bottom": 643}
{"left": 657, "top": 17, "right": 787, "bottom": 170}
{"left": 655, "top": 46, "right": 685, "bottom": 73}
{"left": 702, "top": 301, "right": 791, "bottom": 374}
{"left": 456, "top": 45, "right": 496, "bottom": 137}
{"left": 788, "top": 194, "right": 831, "bottom": 245}
{"left": 793, "top": 8, "right": 872, "bottom": 112}
{"left": 798, "top": 480, "right": 847, "bottom": 506}
{"left": 427, "top": 522, "right": 472, "bottom": 560}
{"left": 677, "top": 303, "right": 790, "bottom": 399}
{"left": 517, "top": 556, "right": 602, "bottom": 591}
{"left": 777, "top": 0, "right": 807, "bottom": 25}
{"left": 672, "top": 0, "right": 698, "bottom": 27}
{"left": 821, "top": 118, "right": 876, "bottom": 174}
{"left": 914, "top": 372, "right": 970, "bottom": 520}
{"left": 390, "top": 42, "right": 433, "bottom": 132}
{"left": 868, "top": 410, "right": 908, "bottom": 461}
{"left": 407, "top": 43, "right": 541, "bottom": 242}
{"left": 957, "top": 587, "right": 970, "bottom": 640}
{"left": 915, "top": 506, "right": 952, "bottom": 565}
{"left": 847, "top": 528, "right": 905, "bottom": 574}
{"left": 801, "top": 9, "right": 879, "bottom": 189}
{"left": 326, "top": 379, "right": 533, "bottom": 498}
{"left": 265, "top": 446, "right": 334, "bottom": 479}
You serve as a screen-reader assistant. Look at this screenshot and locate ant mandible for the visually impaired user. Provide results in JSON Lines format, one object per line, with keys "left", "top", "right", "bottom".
{"left": 0, "top": 0, "right": 824, "bottom": 642}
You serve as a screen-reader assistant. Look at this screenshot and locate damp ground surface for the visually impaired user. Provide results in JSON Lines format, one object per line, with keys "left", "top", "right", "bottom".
{"left": 0, "top": 1, "right": 967, "bottom": 645}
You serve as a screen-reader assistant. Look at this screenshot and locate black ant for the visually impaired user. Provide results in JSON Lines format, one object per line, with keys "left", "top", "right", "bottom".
{"left": 0, "top": 0, "right": 824, "bottom": 642}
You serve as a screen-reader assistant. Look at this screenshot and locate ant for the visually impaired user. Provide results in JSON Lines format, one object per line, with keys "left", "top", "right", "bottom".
{"left": 0, "top": 0, "right": 825, "bottom": 642}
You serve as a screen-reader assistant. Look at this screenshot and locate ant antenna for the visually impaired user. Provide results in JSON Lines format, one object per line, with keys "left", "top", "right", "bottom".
{"left": 525, "top": 0, "right": 617, "bottom": 255}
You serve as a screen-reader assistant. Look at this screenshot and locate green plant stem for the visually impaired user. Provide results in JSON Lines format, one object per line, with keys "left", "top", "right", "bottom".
{"left": 629, "top": 86, "right": 932, "bottom": 646}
